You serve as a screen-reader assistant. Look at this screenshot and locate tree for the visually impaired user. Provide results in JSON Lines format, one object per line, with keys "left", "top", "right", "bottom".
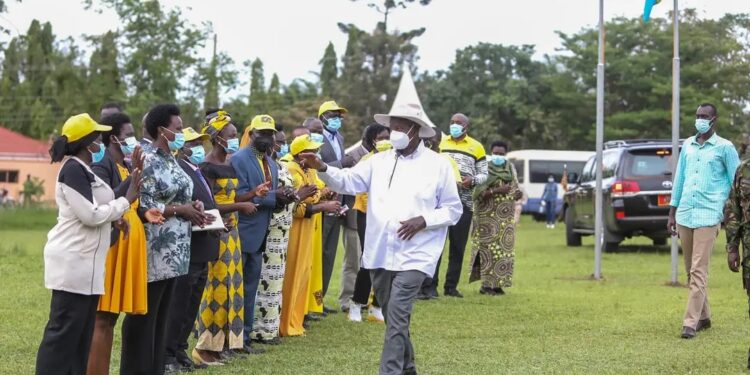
{"left": 87, "top": 31, "right": 125, "bottom": 113}
{"left": 247, "top": 58, "right": 267, "bottom": 115}
{"left": 351, "top": 0, "right": 431, "bottom": 31}
{"left": 193, "top": 34, "right": 237, "bottom": 111}
{"left": 319, "top": 42, "right": 338, "bottom": 97}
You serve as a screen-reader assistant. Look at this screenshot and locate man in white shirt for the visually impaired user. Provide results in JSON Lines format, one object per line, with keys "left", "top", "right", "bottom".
{"left": 299, "top": 103, "right": 463, "bottom": 375}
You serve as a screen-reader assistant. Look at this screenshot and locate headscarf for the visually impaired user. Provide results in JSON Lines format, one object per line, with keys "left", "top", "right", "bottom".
{"left": 201, "top": 110, "right": 232, "bottom": 140}
{"left": 472, "top": 160, "right": 514, "bottom": 201}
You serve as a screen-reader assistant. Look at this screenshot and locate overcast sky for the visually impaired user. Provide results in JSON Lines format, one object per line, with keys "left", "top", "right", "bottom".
{"left": 2, "top": 0, "right": 746, "bottom": 86}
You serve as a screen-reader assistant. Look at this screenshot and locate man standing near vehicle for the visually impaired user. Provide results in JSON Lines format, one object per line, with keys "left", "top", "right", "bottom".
{"left": 668, "top": 103, "right": 740, "bottom": 339}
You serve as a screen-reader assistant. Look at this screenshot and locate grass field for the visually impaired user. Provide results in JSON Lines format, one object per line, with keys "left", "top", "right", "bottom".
{"left": 2, "top": 211, "right": 750, "bottom": 374}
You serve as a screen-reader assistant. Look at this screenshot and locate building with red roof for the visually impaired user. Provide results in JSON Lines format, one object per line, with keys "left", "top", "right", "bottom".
{"left": 0, "top": 127, "right": 58, "bottom": 203}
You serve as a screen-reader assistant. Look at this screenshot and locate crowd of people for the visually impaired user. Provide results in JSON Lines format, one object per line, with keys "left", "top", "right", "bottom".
{"left": 34, "top": 99, "right": 523, "bottom": 375}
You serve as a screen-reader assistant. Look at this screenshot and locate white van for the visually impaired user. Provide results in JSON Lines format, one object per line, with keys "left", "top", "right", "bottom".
{"left": 507, "top": 150, "right": 594, "bottom": 219}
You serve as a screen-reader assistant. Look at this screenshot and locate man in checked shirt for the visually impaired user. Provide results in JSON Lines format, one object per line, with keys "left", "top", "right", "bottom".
{"left": 668, "top": 103, "right": 740, "bottom": 339}
{"left": 419, "top": 113, "right": 488, "bottom": 299}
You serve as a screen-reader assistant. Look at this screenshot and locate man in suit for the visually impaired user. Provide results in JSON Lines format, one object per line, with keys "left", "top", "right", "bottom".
{"left": 164, "top": 128, "right": 219, "bottom": 373}
{"left": 232, "top": 114, "right": 293, "bottom": 350}
{"left": 306, "top": 101, "right": 353, "bottom": 314}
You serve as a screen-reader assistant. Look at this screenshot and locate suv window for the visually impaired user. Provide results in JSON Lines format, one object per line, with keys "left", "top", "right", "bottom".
{"left": 530, "top": 160, "right": 587, "bottom": 183}
{"left": 602, "top": 151, "right": 619, "bottom": 178}
{"left": 581, "top": 157, "right": 595, "bottom": 182}
{"left": 623, "top": 148, "right": 675, "bottom": 178}
{"left": 511, "top": 159, "right": 525, "bottom": 183}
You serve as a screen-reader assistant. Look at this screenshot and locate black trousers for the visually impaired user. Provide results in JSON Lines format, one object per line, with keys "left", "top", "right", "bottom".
{"left": 321, "top": 214, "right": 342, "bottom": 297}
{"left": 165, "top": 262, "right": 208, "bottom": 364}
{"left": 352, "top": 211, "right": 379, "bottom": 307}
{"left": 120, "top": 277, "right": 176, "bottom": 375}
{"left": 35, "top": 290, "right": 99, "bottom": 375}
{"left": 425, "top": 205, "right": 472, "bottom": 292}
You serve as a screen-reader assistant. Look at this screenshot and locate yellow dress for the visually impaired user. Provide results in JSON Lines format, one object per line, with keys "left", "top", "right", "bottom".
{"left": 195, "top": 163, "right": 245, "bottom": 351}
{"left": 280, "top": 161, "right": 321, "bottom": 337}
{"left": 305, "top": 175, "right": 326, "bottom": 315}
{"left": 98, "top": 164, "right": 148, "bottom": 314}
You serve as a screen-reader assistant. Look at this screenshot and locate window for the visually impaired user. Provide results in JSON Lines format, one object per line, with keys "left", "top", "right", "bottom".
{"left": 510, "top": 159, "right": 525, "bottom": 183}
{"left": 0, "top": 170, "right": 19, "bottom": 183}
{"left": 581, "top": 157, "right": 595, "bottom": 182}
{"left": 529, "top": 160, "right": 588, "bottom": 183}
{"left": 601, "top": 151, "right": 620, "bottom": 179}
{"left": 623, "top": 149, "right": 675, "bottom": 178}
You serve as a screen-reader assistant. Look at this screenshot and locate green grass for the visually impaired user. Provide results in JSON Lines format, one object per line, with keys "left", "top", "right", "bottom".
{"left": 0, "top": 207, "right": 57, "bottom": 230}
{"left": 2, "top": 216, "right": 750, "bottom": 374}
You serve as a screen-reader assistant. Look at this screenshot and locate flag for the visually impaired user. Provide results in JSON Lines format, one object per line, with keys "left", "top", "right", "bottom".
{"left": 561, "top": 164, "right": 569, "bottom": 192}
{"left": 643, "top": 0, "right": 661, "bottom": 22}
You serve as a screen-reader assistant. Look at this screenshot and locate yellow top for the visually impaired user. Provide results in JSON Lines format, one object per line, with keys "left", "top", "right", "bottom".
{"left": 353, "top": 152, "right": 375, "bottom": 212}
{"left": 442, "top": 154, "right": 463, "bottom": 183}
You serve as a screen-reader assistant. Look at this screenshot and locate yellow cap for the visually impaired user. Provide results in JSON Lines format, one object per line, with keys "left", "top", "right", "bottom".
{"left": 318, "top": 100, "right": 348, "bottom": 117}
{"left": 61, "top": 113, "right": 111, "bottom": 143}
{"left": 249, "top": 114, "right": 277, "bottom": 132}
{"left": 182, "top": 127, "right": 209, "bottom": 142}
{"left": 290, "top": 134, "right": 323, "bottom": 156}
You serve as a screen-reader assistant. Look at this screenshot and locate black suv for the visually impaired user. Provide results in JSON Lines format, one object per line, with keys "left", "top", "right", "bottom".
{"left": 563, "top": 140, "right": 681, "bottom": 251}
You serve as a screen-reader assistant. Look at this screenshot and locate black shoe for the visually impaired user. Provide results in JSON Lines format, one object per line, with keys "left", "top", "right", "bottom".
{"left": 219, "top": 349, "right": 240, "bottom": 361}
{"left": 746, "top": 347, "right": 750, "bottom": 369}
{"left": 681, "top": 326, "right": 696, "bottom": 339}
{"left": 341, "top": 305, "right": 350, "bottom": 313}
{"left": 323, "top": 306, "right": 338, "bottom": 315}
{"left": 305, "top": 313, "right": 322, "bottom": 322}
{"left": 427, "top": 288, "right": 439, "bottom": 299}
{"left": 403, "top": 367, "right": 418, "bottom": 375}
{"left": 696, "top": 319, "right": 711, "bottom": 332}
{"left": 254, "top": 336, "right": 282, "bottom": 345}
{"left": 444, "top": 288, "right": 464, "bottom": 298}
{"left": 176, "top": 351, "right": 200, "bottom": 369}
{"left": 238, "top": 344, "right": 266, "bottom": 355}
{"left": 479, "top": 286, "right": 497, "bottom": 296}
{"left": 493, "top": 287, "right": 506, "bottom": 295}
{"left": 416, "top": 292, "right": 430, "bottom": 300}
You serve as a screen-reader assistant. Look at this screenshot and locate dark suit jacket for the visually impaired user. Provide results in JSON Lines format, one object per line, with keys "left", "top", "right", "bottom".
{"left": 320, "top": 129, "right": 346, "bottom": 168}
{"left": 230, "top": 146, "right": 279, "bottom": 254}
{"left": 92, "top": 150, "right": 132, "bottom": 245}
{"left": 178, "top": 159, "right": 220, "bottom": 263}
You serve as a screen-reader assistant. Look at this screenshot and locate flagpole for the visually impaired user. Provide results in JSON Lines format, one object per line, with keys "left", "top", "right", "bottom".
{"left": 670, "top": 0, "right": 680, "bottom": 285}
{"left": 594, "top": 0, "right": 605, "bottom": 280}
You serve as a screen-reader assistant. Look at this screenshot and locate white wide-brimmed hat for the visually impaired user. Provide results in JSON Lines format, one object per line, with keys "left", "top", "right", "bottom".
{"left": 374, "top": 103, "right": 436, "bottom": 138}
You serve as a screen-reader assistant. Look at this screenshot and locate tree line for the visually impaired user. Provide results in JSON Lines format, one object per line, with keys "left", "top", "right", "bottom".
{"left": 1, "top": 0, "right": 749, "bottom": 151}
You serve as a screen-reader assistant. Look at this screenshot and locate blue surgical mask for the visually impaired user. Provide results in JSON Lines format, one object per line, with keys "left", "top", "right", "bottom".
{"left": 278, "top": 144, "right": 289, "bottom": 158}
{"left": 491, "top": 155, "right": 506, "bottom": 166}
{"left": 167, "top": 132, "right": 185, "bottom": 152}
{"left": 326, "top": 117, "right": 342, "bottom": 132}
{"left": 188, "top": 145, "right": 205, "bottom": 164}
{"left": 119, "top": 136, "right": 137, "bottom": 155}
{"left": 449, "top": 123, "right": 465, "bottom": 138}
{"left": 90, "top": 142, "right": 105, "bottom": 163}
{"left": 224, "top": 138, "right": 240, "bottom": 154}
{"left": 695, "top": 118, "right": 712, "bottom": 134}
{"left": 310, "top": 133, "right": 325, "bottom": 144}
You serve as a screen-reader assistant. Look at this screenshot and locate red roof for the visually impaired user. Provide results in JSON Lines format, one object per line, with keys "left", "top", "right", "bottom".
{"left": 0, "top": 126, "right": 50, "bottom": 155}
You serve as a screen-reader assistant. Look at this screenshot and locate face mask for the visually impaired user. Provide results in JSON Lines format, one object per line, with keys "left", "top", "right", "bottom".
{"left": 548, "top": 177, "right": 555, "bottom": 183}
{"left": 449, "top": 123, "right": 465, "bottom": 138}
{"left": 375, "top": 140, "right": 392, "bottom": 152}
{"left": 253, "top": 136, "right": 273, "bottom": 152}
{"left": 188, "top": 145, "right": 205, "bottom": 164}
{"left": 90, "top": 142, "right": 105, "bottom": 163}
{"left": 695, "top": 118, "right": 712, "bottom": 134}
{"left": 390, "top": 127, "right": 415, "bottom": 151}
{"left": 491, "top": 155, "right": 506, "bottom": 166}
{"left": 223, "top": 137, "right": 240, "bottom": 154}
{"left": 163, "top": 129, "right": 185, "bottom": 151}
{"left": 118, "top": 136, "right": 137, "bottom": 155}
{"left": 277, "top": 144, "right": 289, "bottom": 158}
{"left": 326, "top": 117, "right": 342, "bottom": 132}
{"left": 310, "top": 133, "right": 325, "bottom": 144}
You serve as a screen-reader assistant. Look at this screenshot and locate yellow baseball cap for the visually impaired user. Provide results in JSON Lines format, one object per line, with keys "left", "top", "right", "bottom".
{"left": 182, "top": 127, "right": 209, "bottom": 142}
{"left": 61, "top": 113, "right": 112, "bottom": 143}
{"left": 290, "top": 134, "right": 323, "bottom": 156}
{"left": 318, "top": 101, "right": 348, "bottom": 117}
{"left": 249, "top": 114, "right": 277, "bottom": 132}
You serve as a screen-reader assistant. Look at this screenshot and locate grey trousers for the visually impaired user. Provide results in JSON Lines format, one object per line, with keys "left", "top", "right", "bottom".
{"left": 370, "top": 269, "right": 427, "bottom": 375}
{"left": 339, "top": 226, "right": 362, "bottom": 307}
{"left": 322, "top": 215, "right": 342, "bottom": 297}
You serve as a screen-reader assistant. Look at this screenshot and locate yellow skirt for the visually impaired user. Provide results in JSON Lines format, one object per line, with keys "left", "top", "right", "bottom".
{"left": 97, "top": 207, "right": 148, "bottom": 315}
{"left": 306, "top": 213, "right": 324, "bottom": 314}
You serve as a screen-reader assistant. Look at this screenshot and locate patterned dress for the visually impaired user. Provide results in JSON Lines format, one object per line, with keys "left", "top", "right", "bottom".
{"left": 252, "top": 161, "right": 294, "bottom": 341}
{"left": 469, "top": 165, "right": 519, "bottom": 289}
{"left": 195, "top": 163, "right": 245, "bottom": 351}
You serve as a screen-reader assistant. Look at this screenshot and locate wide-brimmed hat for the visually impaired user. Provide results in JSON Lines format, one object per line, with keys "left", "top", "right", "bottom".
{"left": 182, "top": 127, "right": 209, "bottom": 142}
{"left": 374, "top": 103, "right": 435, "bottom": 138}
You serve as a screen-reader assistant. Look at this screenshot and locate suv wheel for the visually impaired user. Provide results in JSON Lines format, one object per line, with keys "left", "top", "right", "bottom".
{"left": 652, "top": 238, "right": 667, "bottom": 246}
{"left": 565, "top": 208, "right": 582, "bottom": 247}
{"left": 604, "top": 241, "right": 620, "bottom": 252}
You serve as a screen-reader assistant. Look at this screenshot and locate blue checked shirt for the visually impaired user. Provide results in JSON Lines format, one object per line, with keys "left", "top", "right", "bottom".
{"left": 670, "top": 133, "right": 740, "bottom": 228}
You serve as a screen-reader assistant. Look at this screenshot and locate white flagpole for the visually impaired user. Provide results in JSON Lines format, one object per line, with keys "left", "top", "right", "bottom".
{"left": 670, "top": 0, "right": 680, "bottom": 285}
{"left": 594, "top": 0, "right": 605, "bottom": 280}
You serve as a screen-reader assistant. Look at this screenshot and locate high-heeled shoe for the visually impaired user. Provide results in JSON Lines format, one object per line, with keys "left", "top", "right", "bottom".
{"left": 192, "top": 348, "right": 224, "bottom": 366}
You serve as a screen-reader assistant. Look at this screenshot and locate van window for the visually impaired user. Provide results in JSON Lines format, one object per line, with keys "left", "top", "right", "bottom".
{"left": 529, "top": 160, "right": 587, "bottom": 183}
{"left": 511, "top": 159, "right": 525, "bottom": 183}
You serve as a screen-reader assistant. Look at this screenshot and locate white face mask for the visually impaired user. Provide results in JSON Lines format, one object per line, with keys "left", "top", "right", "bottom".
{"left": 389, "top": 126, "right": 415, "bottom": 150}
